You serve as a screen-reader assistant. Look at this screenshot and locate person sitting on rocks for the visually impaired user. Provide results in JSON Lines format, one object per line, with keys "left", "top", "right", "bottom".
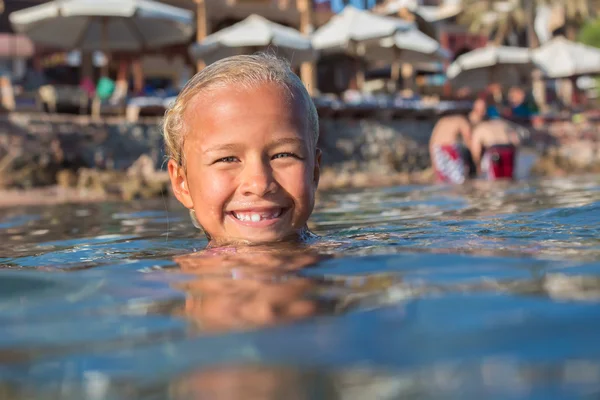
{"left": 428, "top": 98, "right": 486, "bottom": 184}
{"left": 469, "top": 118, "right": 521, "bottom": 180}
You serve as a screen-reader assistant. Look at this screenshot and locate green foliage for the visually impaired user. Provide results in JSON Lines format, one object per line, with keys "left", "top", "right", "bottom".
{"left": 578, "top": 18, "right": 600, "bottom": 48}
{"left": 578, "top": 19, "right": 600, "bottom": 89}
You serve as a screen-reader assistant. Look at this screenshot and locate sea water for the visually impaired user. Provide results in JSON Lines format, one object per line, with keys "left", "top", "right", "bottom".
{"left": 0, "top": 175, "right": 599, "bottom": 399}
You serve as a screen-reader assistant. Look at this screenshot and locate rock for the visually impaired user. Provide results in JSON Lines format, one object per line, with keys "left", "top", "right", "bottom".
{"left": 56, "top": 169, "right": 77, "bottom": 188}
{"left": 1, "top": 113, "right": 599, "bottom": 200}
{"left": 127, "top": 154, "right": 156, "bottom": 180}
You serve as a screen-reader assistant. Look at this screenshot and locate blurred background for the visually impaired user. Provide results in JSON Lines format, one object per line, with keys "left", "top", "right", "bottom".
{"left": 0, "top": 0, "right": 598, "bottom": 205}
{"left": 1, "top": 2, "right": 600, "bottom": 399}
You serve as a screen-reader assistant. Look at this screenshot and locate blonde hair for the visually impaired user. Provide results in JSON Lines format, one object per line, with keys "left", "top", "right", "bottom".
{"left": 162, "top": 53, "right": 319, "bottom": 166}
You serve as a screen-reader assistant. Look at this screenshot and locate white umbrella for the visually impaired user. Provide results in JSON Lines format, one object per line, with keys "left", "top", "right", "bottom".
{"left": 377, "top": 0, "right": 463, "bottom": 23}
{"left": 364, "top": 29, "right": 449, "bottom": 64}
{"left": 312, "top": 6, "right": 436, "bottom": 93}
{"left": 447, "top": 45, "right": 534, "bottom": 90}
{"left": 9, "top": 0, "right": 193, "bottom": 52}
{"left": 189, "top": 14, "right": 315, "bottom": 67}
{"left": 533, "top": 36, "right": 600, "bottom": 79}
{"left": 311, "top": 5, "right": 413, "bottom": 53}
{"left": 363, "top": 29, "right": 449, "bottom": 92}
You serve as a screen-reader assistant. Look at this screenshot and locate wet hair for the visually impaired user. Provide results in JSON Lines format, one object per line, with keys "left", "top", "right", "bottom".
{"left": 162, "top": 53, "right": 319, "bottom": 167}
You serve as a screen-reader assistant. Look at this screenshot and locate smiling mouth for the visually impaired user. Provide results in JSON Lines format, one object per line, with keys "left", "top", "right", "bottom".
{"left": 228, "top": 208, "right": 287, "bottom": 223}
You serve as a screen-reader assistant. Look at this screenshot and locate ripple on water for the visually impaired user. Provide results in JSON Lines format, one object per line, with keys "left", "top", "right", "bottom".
{"left": 0, "top": 176, "right": 599, "bottom": 399}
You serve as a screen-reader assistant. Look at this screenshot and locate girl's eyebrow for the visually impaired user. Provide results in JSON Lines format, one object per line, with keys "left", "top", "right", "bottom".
{"left": 203, "top": 137, "right": 306, "bottom": 155}
{"left": 202, "top": 143, "right": 242, "bottom": 155}
{"left": 267, "top": 138, "right": 305, "bottom": 148}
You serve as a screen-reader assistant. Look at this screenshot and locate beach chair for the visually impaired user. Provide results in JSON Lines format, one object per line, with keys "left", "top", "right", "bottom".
{"left": 125, "top": 92, "right": 176, "bottom": 122}
{"left": 91, "top": 80, "right": 128, "bottom": 119}
{"left": 38, "top": 84, "right": 88, "bottom": 114}
{"left": 125, "top": 96, "right": 166, "bottom": 122}
{"left": 14, "top": 89, "right": 43, "bottom": 113}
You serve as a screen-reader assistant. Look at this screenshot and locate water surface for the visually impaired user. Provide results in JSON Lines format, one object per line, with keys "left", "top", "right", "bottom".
{"left": 1, "top": 175, "right": 600, "bottom": 399}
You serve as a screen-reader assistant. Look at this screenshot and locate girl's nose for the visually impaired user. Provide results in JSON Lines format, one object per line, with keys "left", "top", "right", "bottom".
{"left": 240, "top": 159, "right": 278, "bottom": 197}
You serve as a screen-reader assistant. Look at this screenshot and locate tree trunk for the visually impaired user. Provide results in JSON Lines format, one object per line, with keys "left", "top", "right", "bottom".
{"left": 493, "top": 21, "right": 508, "bottom": 46}
{"left": 565, "top": 23, "right": 578, "bottom": 40}
{"left": 494, "top": 19, "right": 510, "bottom": 46}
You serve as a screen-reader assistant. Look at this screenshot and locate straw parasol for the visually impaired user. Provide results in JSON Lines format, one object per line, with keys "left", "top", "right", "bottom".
{"left": 533, "top": 36, "right": 600, "bottom": 79}
{"left": 446, "top": 45, "right": 535, "bottom": 91}
{"left": 364, "top": 29, "right": 449, "bottom": 64}
{"left": 9, "top": 0, "right": 194, "bottom": 52}
{"left": 312, "top": 5, "right": 413, "bottom": 54}
{"left": 313, "top": 6, "right": 442, "bottom": 92}
{"left": 189, "top": 14, "right": 315, "bottom": 68}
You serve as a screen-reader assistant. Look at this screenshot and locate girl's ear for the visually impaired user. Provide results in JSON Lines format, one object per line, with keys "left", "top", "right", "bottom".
{"left": 167, "top": 159, "right": 194, "bottom": 209}
{"left": 313, "top": 148, "right": 322, "bottom": 186}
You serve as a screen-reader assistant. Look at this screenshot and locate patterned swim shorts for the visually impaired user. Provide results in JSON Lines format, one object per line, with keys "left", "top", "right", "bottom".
{"left": 433, "top": 144, "right": 473, "bottom": 184}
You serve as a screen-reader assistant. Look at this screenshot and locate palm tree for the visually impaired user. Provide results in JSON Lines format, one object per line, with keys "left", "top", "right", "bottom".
{"left": 578, "top": 17, "right": 600, "bottom": 48}
{"left": 459, "top": 0, "right": 599, "bottom": 47}
{"left": 459, "top": 0, "right": 540, "bottom": 47}
{"left": 556, "top": 0, "right": 599, "bottom": 39}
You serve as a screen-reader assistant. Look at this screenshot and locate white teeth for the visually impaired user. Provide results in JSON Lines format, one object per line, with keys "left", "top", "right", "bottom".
{"left": 232, "top": 209, "right": 283, "bottom": 222}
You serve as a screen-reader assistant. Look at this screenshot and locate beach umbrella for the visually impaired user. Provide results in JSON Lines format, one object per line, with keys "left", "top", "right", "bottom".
{"left": 9, "top": 0, "right": 194, "bottom": 52}
{"left": 447, "top": 45, "right": 535, "bottom": 91}
{"left": 189, "top": 14, "right": 315, "bottom": 68}
{"left": 533, "top": 36, "right": 600, "bottom": 79}
{"left": 312, "top": 6, "right": 433, "bottom": 92}
{"left": 311, "top": 6, "right": 414, "bottom": 54}
{"left": 362, "top": 29, "right": 449, "bottom": 92}
{"left": 364, "top": 29, "right": 449, "bottom": 64}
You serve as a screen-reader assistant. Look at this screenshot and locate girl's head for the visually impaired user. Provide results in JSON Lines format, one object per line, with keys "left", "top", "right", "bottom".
{"left": 163, "top": 53, "right": 321, "bottom": 246}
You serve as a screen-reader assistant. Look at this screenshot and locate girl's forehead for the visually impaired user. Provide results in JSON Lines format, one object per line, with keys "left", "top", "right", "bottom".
{"left": 182, "top": 83, "right": 311, "bottom": 145}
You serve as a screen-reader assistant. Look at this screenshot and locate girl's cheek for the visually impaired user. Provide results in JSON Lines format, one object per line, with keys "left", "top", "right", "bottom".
{"left": 201, "top": 171, "right": 235, "bottom": 191}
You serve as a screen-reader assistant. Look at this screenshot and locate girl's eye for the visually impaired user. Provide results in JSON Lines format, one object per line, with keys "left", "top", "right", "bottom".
{"left": 215, "top": 156, "right": 238, "bottom": 163}
{"left": 272, "top": 152, "right": 300, "bottom": 160}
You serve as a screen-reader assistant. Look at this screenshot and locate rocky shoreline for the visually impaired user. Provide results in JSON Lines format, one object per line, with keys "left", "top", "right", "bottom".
{"left": 0, "top": 112, "right": 599, "bottom": 208}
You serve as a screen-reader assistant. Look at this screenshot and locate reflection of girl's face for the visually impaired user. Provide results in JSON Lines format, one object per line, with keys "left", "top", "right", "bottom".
{"left": 173, "top": 366, "right": 310, "bottom": 400}
{"left": 174, "top": 249, "right": 326, "bottom": 331}
{"left": 183, "top": 275, "right": 316, "bottom": 331}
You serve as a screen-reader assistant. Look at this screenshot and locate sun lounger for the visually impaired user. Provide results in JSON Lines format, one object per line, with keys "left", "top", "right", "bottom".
{"left": 125, "top": 96, "right": 176, "bottom": 122}
{"left": 38, "top": 84, "right": 88, "bottom": 114}
{"left": 90, "top": 81, "right": 129, "bottom": 120}
{"left": 14, "top": 90, "right": 43, "bottom": 113}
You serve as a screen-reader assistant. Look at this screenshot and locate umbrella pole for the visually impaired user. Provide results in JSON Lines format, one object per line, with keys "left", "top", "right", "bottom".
{"left": 489, "top": 65, "right": 496, "bottom": 98}
{"left": 92, "top": 16, "right": 109, "bottom": 120}
{"left": 354, "top": 58, "right": 365, "bottom": 91}
{"left": 404, "top": 63, "right": 415, "bottom": 95}
{"left": 195, "top": 0, "right": 207, "bottom": 73}
{"left": 101, "top": 16, "right": 109, "bottom": 78}
{"left": 298, "top": 0, "right": 315, "bottom": 96}
{"left": 389, "top": 47, "right": 400, "bottom": 94}
{"left": 570, "top": 75, "right": 578, "bottom": 107}
{"left": 81, "top": 51, "right": 93, "bottom": 82}
{"left": 390, "top": 61, "right": 400, "bottom": 94}
{"left": 532, "top": 68, "right": 547, "bottom": 113}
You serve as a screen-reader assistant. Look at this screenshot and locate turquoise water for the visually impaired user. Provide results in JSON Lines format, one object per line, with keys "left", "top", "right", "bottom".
{"left": 1, "top": 175, "right": 600, "bottom": 399}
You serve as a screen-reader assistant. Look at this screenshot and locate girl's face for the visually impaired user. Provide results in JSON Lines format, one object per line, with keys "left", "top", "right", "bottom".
{"left": 168, "top": 82, "right": 320, "bottom": 246}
